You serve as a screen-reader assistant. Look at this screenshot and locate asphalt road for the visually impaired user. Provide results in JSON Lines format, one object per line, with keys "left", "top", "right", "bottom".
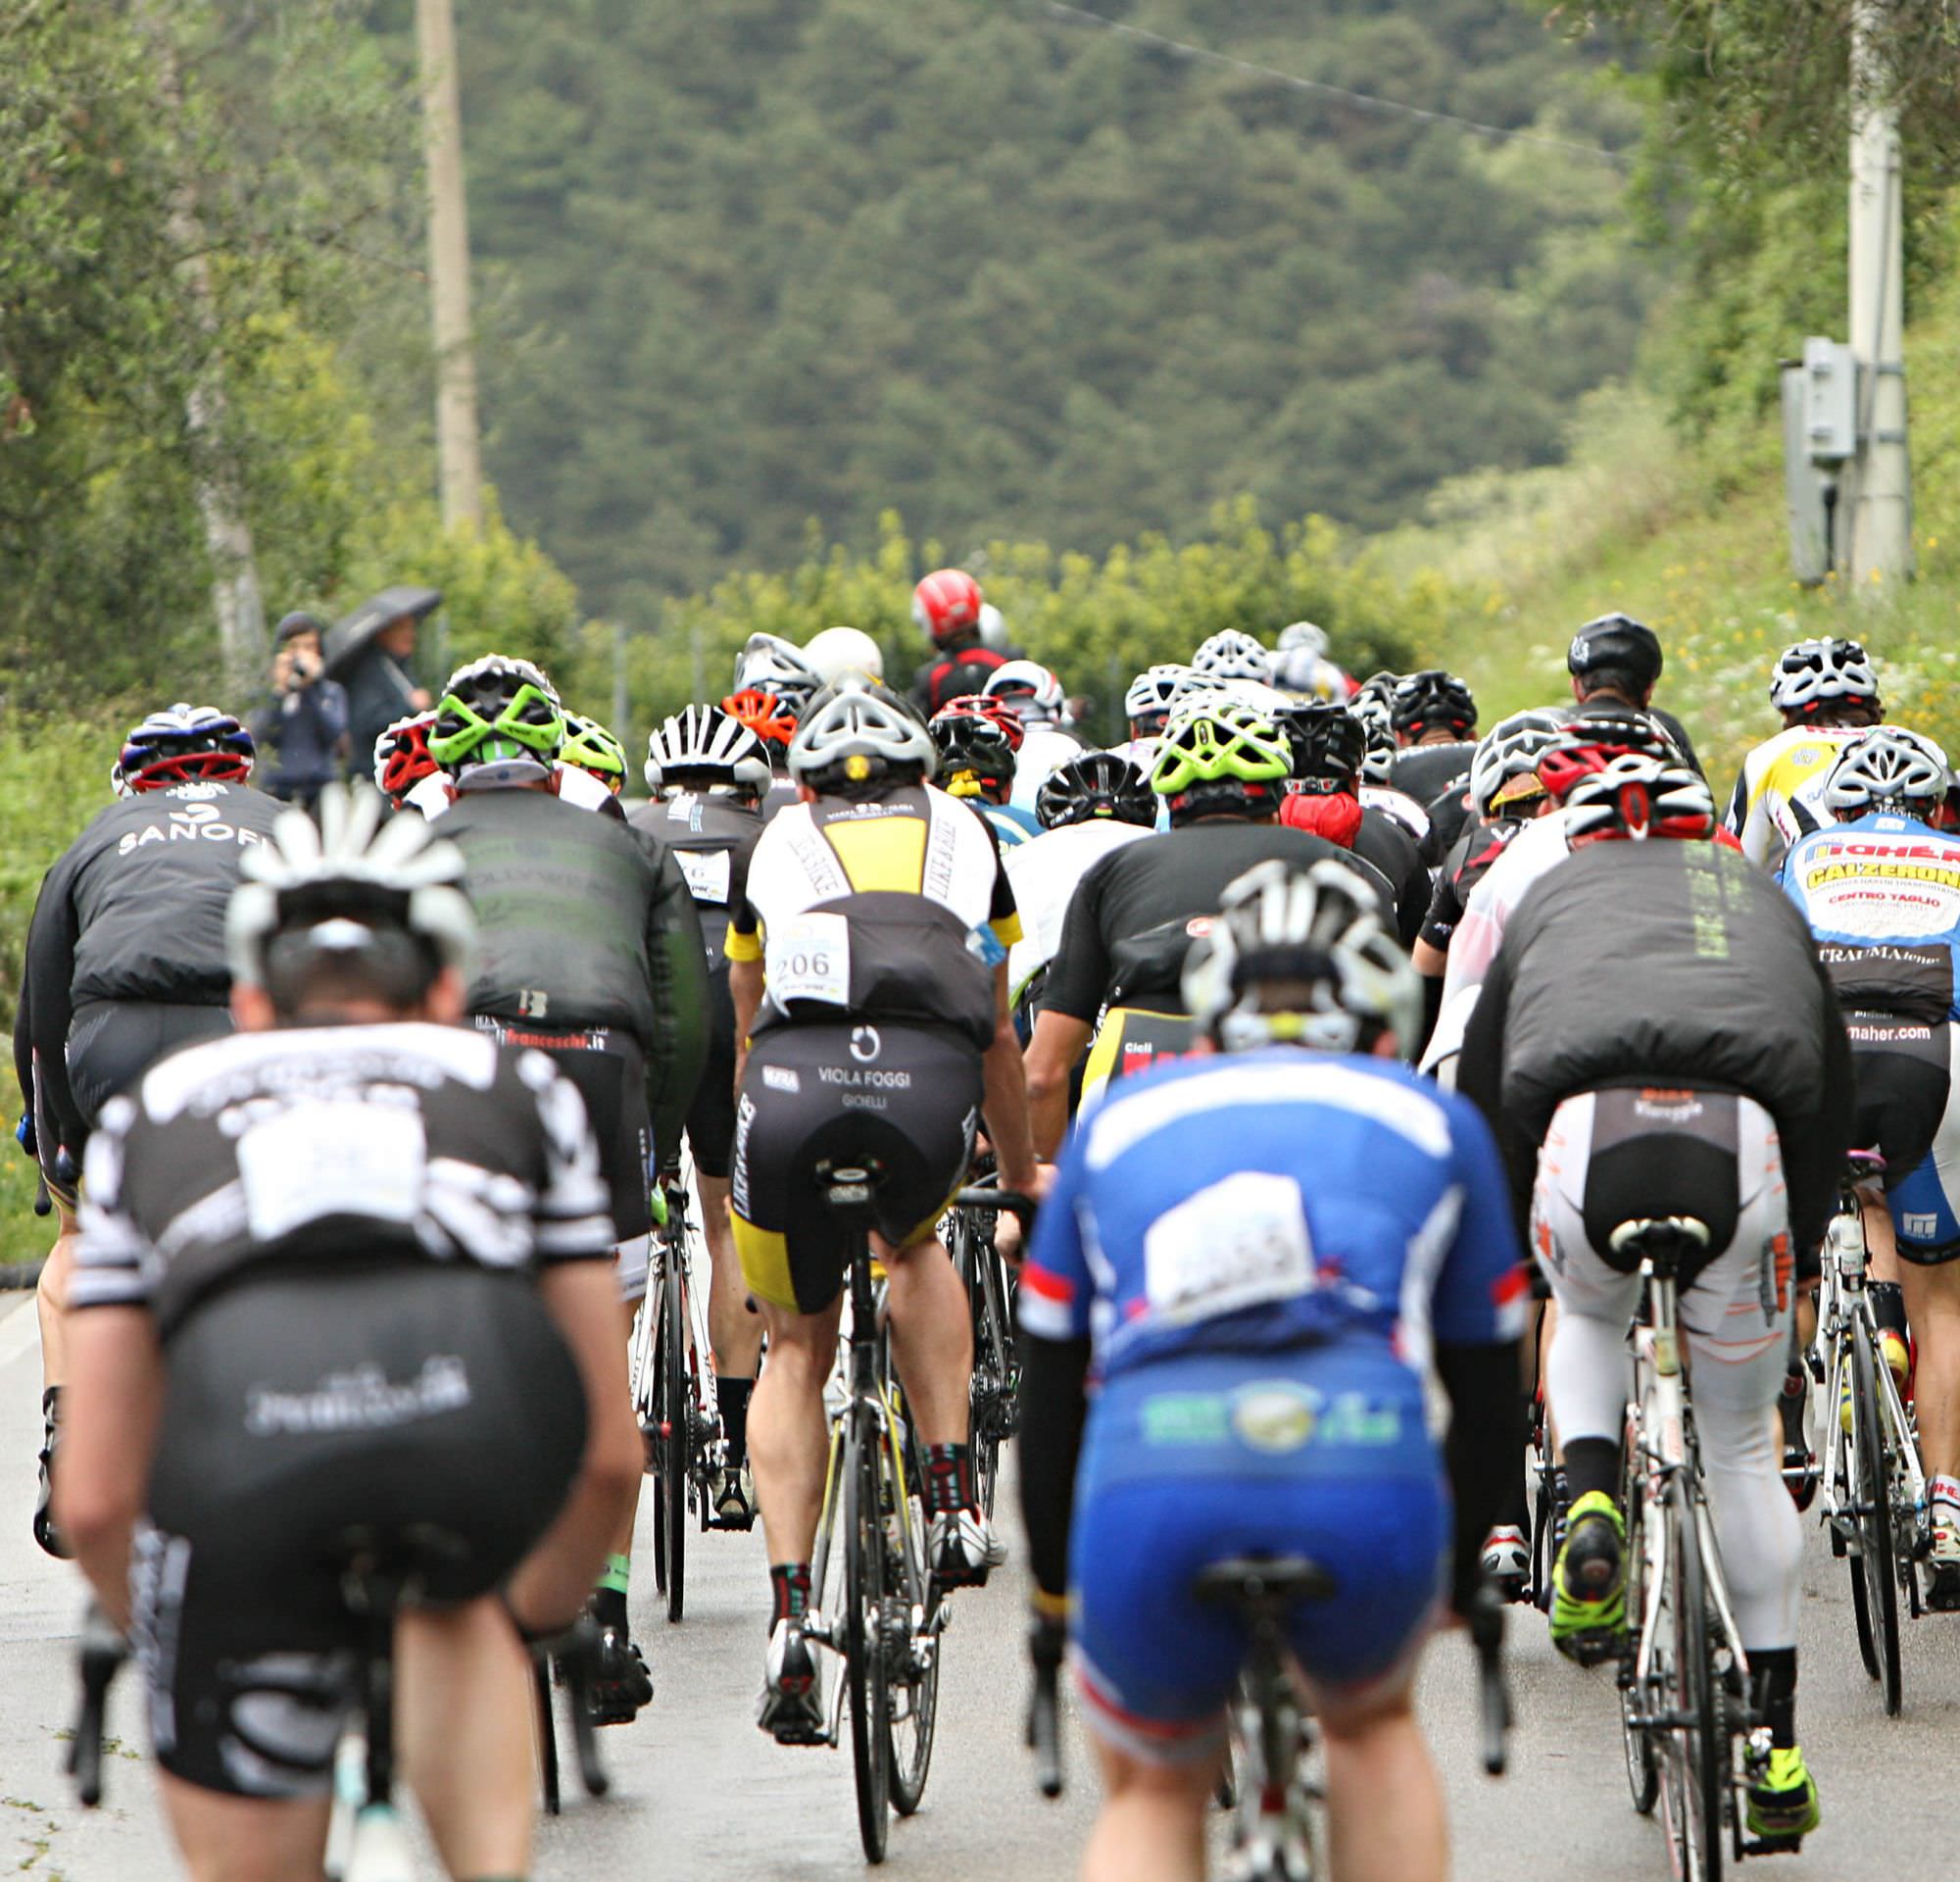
{"left": 4, "top": 1286, "right": 1959, "bottom": 1881}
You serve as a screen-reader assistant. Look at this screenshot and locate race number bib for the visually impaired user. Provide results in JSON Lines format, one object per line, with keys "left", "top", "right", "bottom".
{"left": 1143, "top": 1171, "right": 1315, "bottom": 1324}
{"left": 237, "top": 1103, "right": 426, "bottom": 1242}
{"left": 766, "top": 912, "right": 852, "bottom": 1008}
{"left": 676, "top": 848, "right": 731, "bottom": 904}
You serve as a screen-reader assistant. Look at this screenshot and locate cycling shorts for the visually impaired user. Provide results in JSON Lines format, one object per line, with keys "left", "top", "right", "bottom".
{"left": 1078, "top": 1007, "right": 1198, "bottom": 1120}
{"left": 729, "top": 1020, "right": 981, "bottom": 1315}
{"left": 472, "top": 1017, "right": 651, "bottom": 1242}
{"left": 1069, "top": 1347, "right": 1443, "bottom": 1765}
{"left": 138, "top": 1262, "right": 586, "bottom": 1799}
{"left": 1855, "top": 1016, "right": 1960, "bottom": 1262}
{"left": 685, "top": 964, "right": 738, "bottom": 1180}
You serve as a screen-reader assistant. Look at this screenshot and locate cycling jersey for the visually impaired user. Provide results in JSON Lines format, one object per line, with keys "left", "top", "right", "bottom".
{"left": 976, "top": 799, "right": 1038, "bottom": 848}
{"left": 1003, "top": 817, "right": 1152, "bottom": 994}
{"left": 912, "top": 646, "right": 1008, "bottom": 718}
{"left": 1006, "top": 724, "right": 1088, "bottom": 820}
{"left": 1781, "top": 812, "right": 1960, "bottom": 1022}
{"left": 1359, "top": 781, "right": 1429, "bottom": 845}
{"left": 1419, "top": 817, "right": 1524, "bottom": 955}
{"left": 1725, "top": 723, "right": 1868, "bottom": 870}
{"left": 1387, "top": 741, "right": 1474, "bottom": 817}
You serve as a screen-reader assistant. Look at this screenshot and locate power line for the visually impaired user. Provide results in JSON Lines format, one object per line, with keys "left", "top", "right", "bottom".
{"left": 1030, "top": 1, "right": 1635, "bottom": 171}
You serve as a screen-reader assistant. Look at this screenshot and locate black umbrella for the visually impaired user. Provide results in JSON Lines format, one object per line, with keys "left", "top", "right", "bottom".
{"left": 323, "top": 585, "right": 443, "bottom": 675}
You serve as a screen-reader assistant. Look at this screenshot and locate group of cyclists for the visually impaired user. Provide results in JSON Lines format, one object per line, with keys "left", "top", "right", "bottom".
{"left": 13, "top": 560, "right": 1960, "bottom": 1880}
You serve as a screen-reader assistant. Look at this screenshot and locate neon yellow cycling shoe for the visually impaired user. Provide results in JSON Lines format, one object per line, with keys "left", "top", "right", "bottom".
{"left": 1548, "top": 1490, "right": 1627, "bottom": 1666}
{"left": 1746, "top": 1745, "right": 1820, "bottom": 1847}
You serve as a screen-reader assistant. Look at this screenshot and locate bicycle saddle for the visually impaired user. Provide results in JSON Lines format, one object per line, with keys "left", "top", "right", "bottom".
{"left": 329, "top": 1523, "right": 472, "bottom": 1615}
{"left": 1193, "top": 1555, "right": 1338, "bottom": 1610}
{"left": 1607, "top": 1216, "right": 1711, "bottom": 1278}
{"left": 810, "top": 1153, "right": 890, "bottom": 1213}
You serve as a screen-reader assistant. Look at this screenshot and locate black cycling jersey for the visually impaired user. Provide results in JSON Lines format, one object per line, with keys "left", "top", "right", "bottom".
{"left": 1420, "top": 817, "right": 1525, "bottom": 954}
{"left": 1040, "top": 822, "right": 1396, "bottom": 1023}
{"left": 71, "top": 1022, "right": 614, "bottom": 1337}
{"left": 627, "top": 792, "right": 764, "bottom": 970}
{"left": 1388, "top": 740, "right": 1475, "bottom": 813}
{"left": 1352, "top": 806, "right": 1429, "bottom": 949}
{"left": 1422, "top": 774, "right": 1477, "bottom": 867}
{"left": 14, "top": 782, "right": 285, "bottom": 1156}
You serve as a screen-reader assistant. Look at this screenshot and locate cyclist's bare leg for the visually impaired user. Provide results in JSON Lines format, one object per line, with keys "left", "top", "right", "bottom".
{"left": 749, "top": 1294, "right": 846, "bottom": 1562}
{"left": 1312, "top": 1676, "right": 1447, "bottom": 1882}
{"left": 1861, "top": 1188, "right": 1901, "bottom": 1284}
{"left": 607, "top": 1293, "right": 641, "bottom": 1578}
{"left": 399, "top": 1595, "right": 535, "bottom": 1879}
{"left": 1898, "top": 1256, "right": 1960, "bottom": 1477}
{"left": 702, "top": 1172, "right": 762, "bottom": 1376}
{"left": 1081, "top": 1739, "right": 1213, "bottom": 1882}
{"left": 877, "top": 1232, "right": 972, "bottom": 1446}
{"left": 36, "top": 1202, "right": 76, "bottom": 1389}
{"left": 154, "top": 1777, "right": 331, "bottom": 1882}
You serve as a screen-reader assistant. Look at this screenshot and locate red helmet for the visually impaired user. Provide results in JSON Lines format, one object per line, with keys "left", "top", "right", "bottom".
{"left": 937, "top": 692, "right": 1025, "bottom": 754}
{"left": 372, "top": 712, "right": 438, "bottom": 806}
{"left": 720, "top": 687, "right": 799, "bottom": 753}
{"left": 912, "top": 569, "right": 984, "bottom": 646}
{"left": 1535, "top": 710, "right": 1683, "bottom": 804}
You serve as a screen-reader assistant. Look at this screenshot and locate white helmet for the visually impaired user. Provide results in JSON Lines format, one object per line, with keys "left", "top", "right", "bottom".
{"left": 1191, "top": 629, "right": 1274, "bottom": 686}
{"left": 1182, "top": 857, "right": 1418, "bottom": 1057}
{"left": 1770, "top": 637, "right": 1879, "bottom": 714}
{"left": 1468, "top": 709, "right": 1566, "bottom": 820}
{"left": 645, "top": 705, "right": 772, "bottom": 794}
{"left": 226, "top": 784, "right": 474, "bottom": 997}
{"left": 1124, "top": 664, "right": 1192, "bottom": 725}
{"left": 1277, "top": 620, "right": 1329, "bottom": 659}
{"left": 733, "top": 632, "right": 822, "bottom": 709}
{"left": 983, "top": 660, "right": 1068, "bottom": 725}
{"left": 977, "top": 603, "right": 1009, "bottom": 653}
{"left": 803, "top": 625, "right": 885, "bottom": 685}
{"left": 1165, "top": 669, "right": 1234, "bottom": 715}
{"left": 1825, "top": 725, "right": 1950, "bottom": 815}
{"left": 789, "top": 675, "right": 937, "bottom": 784}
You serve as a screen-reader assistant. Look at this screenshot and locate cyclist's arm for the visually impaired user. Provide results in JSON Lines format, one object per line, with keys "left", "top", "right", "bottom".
{"left": 1452, "top": 941, "right": 1538, "bottom": 1239}
{"left": 19, "top": 861, "right": 84, "bottom": 1147}
{"left": 981, "top": 961, "right": 1040, "bottom": 1192}
{"left": 639, "top": 840, "right": 711, "bottom": 1168}
{"left": 1022, "top": 871, "right": 1108, "bottom": 1156}
{"left": 1782, "top": 966, "right": 1857, "bottom": 1263}
{"left": 725, "top": 880, "right": 766, "bottom": 1090}
{"left": 1024, "top": 1010, "right": 1093, "bottom": 1161}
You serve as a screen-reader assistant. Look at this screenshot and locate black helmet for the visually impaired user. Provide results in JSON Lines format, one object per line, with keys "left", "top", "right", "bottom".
{"left": 928, "top": 702, "right": 1017, "bottom": 805}
{"left": 1567, "top": 613, "right": 1663, "bottom": 689}
{"left": 1035, "top": 752, "right": 1155, "bottom": 831}
{"left": 1389, "top": 669, "right": 1477, "bottom": 740}
{"left": 1273, "top": 702, "right": 1365, "bottom": 793}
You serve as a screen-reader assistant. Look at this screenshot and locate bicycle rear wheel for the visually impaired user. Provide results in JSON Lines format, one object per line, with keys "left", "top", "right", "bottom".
{"left": 884, "top": 1418, "right": 940, "bottom": 1816}
{"left": 1848, "top": 1324, "right": 1902, "bottom": 1714}
{"left": 1618, "top": 1435, "right": 1658, "bottom": 1816}
{"left": 1659, "top": 1474, "right": 1723, "bottom": 1882}
{"left": 969, "top": 1245, "right": 1015, "bottom": 1519}
{"left": 656, "top": 1262, "right": 688, "bottom": 1622}
{"left": 845, "top": 1405, "right": 892, "bottom": 1861}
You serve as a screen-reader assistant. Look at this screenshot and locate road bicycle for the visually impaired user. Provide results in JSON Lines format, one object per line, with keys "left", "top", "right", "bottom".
{"left": 1809, "top": 1160, "right": 1928, "bottom": 1714}
{"left": 942, "top": 1176, "right": 1021, "bottom": 1519}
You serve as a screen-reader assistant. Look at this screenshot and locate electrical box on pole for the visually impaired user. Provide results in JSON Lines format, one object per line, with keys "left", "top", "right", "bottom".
{"left": 1781, "top": 337, "right": 1855, "bottom": 585}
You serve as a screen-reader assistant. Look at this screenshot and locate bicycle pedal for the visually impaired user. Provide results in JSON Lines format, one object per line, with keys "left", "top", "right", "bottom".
{"left": 1742, "top": 1835, "right": 1805, "bottom": 1858}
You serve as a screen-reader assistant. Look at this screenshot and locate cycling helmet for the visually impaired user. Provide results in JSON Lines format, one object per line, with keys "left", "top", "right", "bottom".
{"left": 1149, "top": 703, "right": 1291, "bottom": 822}
{"left": 1535, "top": 709, "right": 1684, "bottom": 803}
{"left": 805, "top": 624, "right": 885, "bottom": 685}
{"left": 789, "top": 675, "right": 937, "bottom": 788}
{"left": 1035, "top": 752, "right": 1154, "bottom": 831}
{"left": 1124, "top": 664, "right": 1192, "bottom": 732}
{"left": 720, "top": 687, "right": 800, "bottom": 754}
{"left": 1354, "top": 709, "right": 1396, "bottom": 785}
{"left": 982, "top": 660, "right": 1068, "bottom": 725}
{"left": 938, "top": 692, "right": 1025, "bottom": 753}
{"left": 1563, "top": 755, "right": 1716, "bottom": 845}
{"left": 372, "top": 712, "right": 439, "bottom": 807}
{"left": 732, "top": 633, "right": 822, "bottom": 715}
{"left": 929, "top": 702, "right": 1018, "bottom": 805}
{"left": 226, "top": 783, "right": 474, "bottom": 1008}
{"left": 912, "top": 569, "right": 985, "bottom": 645}
{"left": 1468, "top": 709, "right": 1566, "bottom": 820}
{"left": 977, "top": 603, "right": 1009, "bottom": 653}
{"left": 118, "top": 703, "right": 256, "bottom": 792}
{"left": 646, "top": 705, "right": 772, "bottom": 796}
{"left": 1824, "top": 726, "right": 1951, "bottom": 816}
{"left": 1277, "top": 620, "right": 1329, "bottom": 660}
{"left": 560, "top": 712, "right": 628, "bottom": 795}
{"left": 1389, "top": 669, "right": 1476, "bottom": 741}
{"left": 1273, "top": 702, "right": 1365, "bottom": 793}
{"left": 428, "top": 655, "right": 564, "bottom": 778}
{"left": 1568, "top": 613, "right": 1663, "bottom": 688}
{"left": 1182, "top": 857, "right": 1418, "bottom": 1057}
{"left": 1191, "top": 629, "right": 1274, "bottom": 687}
{"left": 1770, "top": 637, "right": 1881, "bottom": 716}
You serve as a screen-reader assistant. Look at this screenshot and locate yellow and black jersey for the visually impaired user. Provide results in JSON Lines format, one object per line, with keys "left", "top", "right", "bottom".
{"left": 1724, "top": 723, "right": 1867, "bottom": 872}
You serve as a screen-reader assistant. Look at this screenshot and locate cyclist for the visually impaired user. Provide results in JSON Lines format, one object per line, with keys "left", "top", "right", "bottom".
{"left": 1190, "top": 627, "right": 1274, "bottom": 689}
{"left": 720, "top": 677, "right": 1045, "bottom": 1741}
{"left": 721, "top": 686, "right": 804, "bottom": 820}
{"left": 1272, "top": 619, "right": 1355, "bottom": 700}
{"left": 1021, "top": 701, "right": 1395, "bottom": 1153}
{"left": 1274, "top": 701, "right": 1426, "bottom": 947}
{"left": 560, "top": 711, "right": 630, "bottom": 798}
{"left": 732, "top": 632, "right": 822, "bottom": 720}
{"left": 428, "top": 654, "right": 710, "bottom": 1721}
{"left": 1387, "top": 670, "right": 1478, "bottom": 862}
{"left": 634, "top": 706, "right": 777, "bottom": 1527}
{"left": 929, "top": 696, "right": 1039, "bottom": 846}
{"left": 56, "top": 786, "right": 640, "bottom": 1882}
{"left": 1112, "top": 665, "right": 1189, "bottom": 771}
{"left": 1728, "top": 636, "right": 1886, "bottom": 871}
{"left": 1353, "top": 703, "right": 1431, "bottom": 847}
{"left": 1456, "top": 755, "right": 1853, "bottom": 1847}
{"left": 804, "top": 624, "right": 885, "bottom": 686}
{"left": 1781, "top": 726, "right": 1960, "bottom": 1594}
{"left": 1566, "top": 611, "right": 1701, "bottom": 775}
{"left": 14, "top": 702, "right": 277, "bottom": 1558}
{"left": 911, "top": 568, "right": 1007, "bottom": 715}
{"left": 1019, "top": 858, "right": 1526, "bottom": 1882}
{"left": 982, "top": 660, "right": 1086, "bottom": 818}
{"left": 371, "top": 710, "right": 443, "bottom": 814}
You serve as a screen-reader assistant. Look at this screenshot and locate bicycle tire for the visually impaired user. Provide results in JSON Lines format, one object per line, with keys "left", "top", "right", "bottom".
{"left": 971, "top": 1247, "right": 1005, "bottom": 1520}
{"left": 845, "top": 1405, "right": 892, "bottom": 1862}
{"left": 885, "top": 1420, "right": 940, "bottom": 1816}
{"left": 1849, "top": 1324, "right": 1902, "bottom": 1714}
{"left": 658, "top": 1263, "right": 688, "bottom": 1622}
{"left": 1618, "top": 1439, "right": 1658, "bottom": 1816}
{"left": 1660, "top": 1473, "right": 1723, "bottom": 1882}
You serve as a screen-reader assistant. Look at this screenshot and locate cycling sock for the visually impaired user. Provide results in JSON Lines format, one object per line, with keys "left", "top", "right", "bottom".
{"left": 1750, "top": 1647, "right": 1798, "bottom": 1750}
{"left": 1563, "top": 1436, "right": 1619, "bottom": 1506}
{"left": 923, "top": 1443, "right": 974, "bottom": 1517}
{"left": 592, "top": 1554, "right": 631, "bottom": 1631}
{"left": 717, "top": 1375, "right": 754, "bottom": 1468}
{"left": 770, "top": 1561, "right": 812, "bottom": 1628}
{"left": 1930, "top": 1472, "right": 1960, "bottom": 1511}
{"left": 1869, "top": 1279, "right": 1907, "bottom": 1342}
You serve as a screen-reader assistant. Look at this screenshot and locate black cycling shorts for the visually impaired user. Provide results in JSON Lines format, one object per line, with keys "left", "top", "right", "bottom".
{"left": 1844, "top": 1012, "right": 1950, "bottom": 1192}
{"left": 139, "top": 1261, "right": 586, "bottom": 1799}
{"left": 473, "top": 1017, "right": 650, "bottom": 1241}
{"left": 730, "top": 1021, "right": 981, "bottom": 1315}
{"left": 1577, "top": 1084, "right": 1744, "bottom": 1287}
{"left": 685, "top": 965, "right": 738, "bottom": 1180}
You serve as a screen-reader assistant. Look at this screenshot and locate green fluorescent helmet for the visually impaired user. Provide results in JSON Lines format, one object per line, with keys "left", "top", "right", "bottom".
{"left": 561, "top": 711, "right": 628, "bottom": 794}
{"left": 429, "top": 655, "right": 565, "bottom": 772}
{"left": 1149, "top": 702, "right": 1292, "bottom": 798}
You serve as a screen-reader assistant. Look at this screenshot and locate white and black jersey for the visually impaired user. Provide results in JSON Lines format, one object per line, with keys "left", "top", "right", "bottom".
{"left": 73, "top": 1023, "right": 614, "bottom": 1336}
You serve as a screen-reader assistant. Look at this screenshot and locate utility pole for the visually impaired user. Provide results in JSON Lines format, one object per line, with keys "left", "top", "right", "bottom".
{"left": 1847, "top": 0, "right": 1912, "bottom": 589}
{"left": 416, "top": 0, "right": 484, "bottom": 532}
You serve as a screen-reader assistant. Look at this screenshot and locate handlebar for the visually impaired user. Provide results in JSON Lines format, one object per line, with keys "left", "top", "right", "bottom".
{"left": 67, "top": 1603, "right": 128, "bottom": 1807}
{"left": 952, "top": 1186, "right": 1037, "bottom": 1224}
{"left": 1464, "top": 1586, "right": 1510, "bottom": 1777}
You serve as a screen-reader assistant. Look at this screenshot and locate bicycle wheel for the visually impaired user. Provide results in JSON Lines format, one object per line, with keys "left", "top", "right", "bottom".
{"left": 1848, "top": 1324, "right": 1902, "bottom": 1714}
{"left": 969, "top": 1246, "right": 1010, "bottom": 1519}
{"left": 844, "top": 1405, "right": 892, "bottom": 1862}
{"left": 1618, "top": 1440, "right": 1658, "bottom": 1815}
{"left": 656, "top": 1261, "right": 688, "bottom": 1622}
{"left": 1659, "top": 1474, "right": 1723, "bottom": 1882}
{"left": 884, "top": 1417, "right": 940, "bottom": 1816}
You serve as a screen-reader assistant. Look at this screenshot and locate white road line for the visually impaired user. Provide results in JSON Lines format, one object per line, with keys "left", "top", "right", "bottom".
{"left": 0, "top": 1298, "right": 42, "bottom": 1373}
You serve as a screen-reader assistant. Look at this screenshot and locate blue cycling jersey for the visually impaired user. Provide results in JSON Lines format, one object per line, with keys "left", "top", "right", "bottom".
{"left": 980, "top": 802, "right": 1038, "bottom": 848}
{"left": 1021, "top": 1048, "right": 1528, "bottom": 1381}
{"left": 1781, "top": 812, "right": 1960, "bottom": 1022}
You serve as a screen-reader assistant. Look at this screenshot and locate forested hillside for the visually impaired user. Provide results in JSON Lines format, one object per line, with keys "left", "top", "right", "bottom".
{"left": 432, "top": 0, "right": 1655, "bottom": 617}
